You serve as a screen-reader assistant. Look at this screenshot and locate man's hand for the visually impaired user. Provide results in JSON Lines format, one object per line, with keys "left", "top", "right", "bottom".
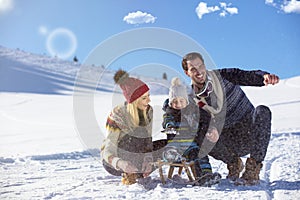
{"left": 263, "top": 74, "right": 279, "bottom": 86}
{"left": 117, "top": 160, "right": 138, "bottom": 173}
{"left": 206, "top": 127, "right": 219, "bottom": 143}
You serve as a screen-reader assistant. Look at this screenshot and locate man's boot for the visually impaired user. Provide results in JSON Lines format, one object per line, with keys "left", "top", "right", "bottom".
{"left": 239, "top": 157, "right": 263, "bottom": 185}
{"left": 226, "top": 157, "right": 244, "bottom": 181}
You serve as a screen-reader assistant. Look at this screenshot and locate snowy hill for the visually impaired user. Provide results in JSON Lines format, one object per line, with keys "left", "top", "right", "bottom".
{"left": 0, "top": 45, "right": 170, "bottom": 95}
{"left": 0, "top": 46, "right": 80, "bottom": 94}
{"left": 0, "top": 46, "right": 299, "bottom": 199}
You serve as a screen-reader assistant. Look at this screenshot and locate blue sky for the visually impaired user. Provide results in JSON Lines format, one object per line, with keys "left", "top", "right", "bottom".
{"left": 1, "top": 0, "right": 300, "bottom": 81}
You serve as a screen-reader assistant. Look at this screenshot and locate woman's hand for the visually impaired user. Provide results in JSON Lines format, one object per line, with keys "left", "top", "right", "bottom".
{"left": 206, "top": 127, "right": 219, "bottom": 143}
{"left": 142, "top": 156, "right": 153, "bottom": 177}
{"left": 117, "top": 160, "right": 138, "bottom": 173}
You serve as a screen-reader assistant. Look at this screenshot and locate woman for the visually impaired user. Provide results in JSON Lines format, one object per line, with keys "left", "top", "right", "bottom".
{"left": 101, "top": 69, "right": 155, "bottom": 185}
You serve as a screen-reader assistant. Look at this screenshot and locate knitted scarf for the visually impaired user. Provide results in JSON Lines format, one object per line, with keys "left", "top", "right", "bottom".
{"left": 195, "top": 70, "right": 224, "bottom": 118}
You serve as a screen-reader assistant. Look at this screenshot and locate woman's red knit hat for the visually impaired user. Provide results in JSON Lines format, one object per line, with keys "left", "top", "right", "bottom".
{"left": 114, "top": 70, "right": 149, "bottom": 103}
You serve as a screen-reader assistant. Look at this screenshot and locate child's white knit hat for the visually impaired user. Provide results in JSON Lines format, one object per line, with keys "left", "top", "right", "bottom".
{"left": 169, "top": 77, "right": 189, "bottom": 106}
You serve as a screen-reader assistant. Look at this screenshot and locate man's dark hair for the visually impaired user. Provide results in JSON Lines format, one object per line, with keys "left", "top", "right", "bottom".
{"left": 182, "top": 52, "right": 204, "bottom": 71}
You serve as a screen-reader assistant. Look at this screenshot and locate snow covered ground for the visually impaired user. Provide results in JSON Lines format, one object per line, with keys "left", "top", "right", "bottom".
{"left": 0, "top": 46, "right": 299, "bottom": 199}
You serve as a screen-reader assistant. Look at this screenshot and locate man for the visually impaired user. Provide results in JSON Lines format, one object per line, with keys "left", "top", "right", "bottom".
{"left": 182, "top": 52, "right": 279, "bottom": 185}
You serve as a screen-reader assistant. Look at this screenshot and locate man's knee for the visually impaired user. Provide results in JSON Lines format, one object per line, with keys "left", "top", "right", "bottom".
{"left": 255, "top": 105, "right": 271, "bottom": 120}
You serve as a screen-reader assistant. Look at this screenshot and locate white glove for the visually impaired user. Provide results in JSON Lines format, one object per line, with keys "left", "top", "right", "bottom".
{"left": 206, "top": 127, "right": 219, "bottom": 143}
{"left": 116, "top": 160, "right": 138, "bottom": 173}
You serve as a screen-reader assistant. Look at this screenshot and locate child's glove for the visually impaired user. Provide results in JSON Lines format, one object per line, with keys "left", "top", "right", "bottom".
{"left": 164, "top": 127, "right": 179, "bottom": 135}
{"left": 205, "top": 127, "right": 219, "bottom": 143}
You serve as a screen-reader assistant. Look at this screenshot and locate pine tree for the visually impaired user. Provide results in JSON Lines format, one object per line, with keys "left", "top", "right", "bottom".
{"left": 73, "top": 56, "right": 78, "bottom": 63}
{"left": 163, "top": 72, "right": 167, "bottom": 80}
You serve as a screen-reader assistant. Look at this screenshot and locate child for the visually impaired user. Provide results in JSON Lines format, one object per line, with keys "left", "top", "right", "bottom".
{"left": 162, "top": 77, "right": 221, "bottom": 186}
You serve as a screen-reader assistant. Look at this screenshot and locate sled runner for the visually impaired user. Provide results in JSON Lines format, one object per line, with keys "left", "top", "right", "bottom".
{"left": 153, "top": 159, "right": 196, "bottom": 184}
{"left": 152, "top": 159, "right": 221, "bottom": 186}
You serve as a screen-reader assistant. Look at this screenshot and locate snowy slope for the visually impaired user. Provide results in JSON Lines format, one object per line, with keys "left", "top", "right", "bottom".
{"left": 0, "top": 46, "right": 169, "bottom": 95}
{"left": 0, "top": 46, "right": 299, "bottom": 199}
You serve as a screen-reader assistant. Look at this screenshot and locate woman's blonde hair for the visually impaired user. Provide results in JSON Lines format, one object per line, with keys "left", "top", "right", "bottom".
{"left": 127, "top": 97, "right": 149, "bottom": 127}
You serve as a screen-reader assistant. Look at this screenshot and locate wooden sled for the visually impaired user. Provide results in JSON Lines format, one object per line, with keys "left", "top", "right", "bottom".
{"left": 153, "top": 159, "right": 197, "bottom": 184}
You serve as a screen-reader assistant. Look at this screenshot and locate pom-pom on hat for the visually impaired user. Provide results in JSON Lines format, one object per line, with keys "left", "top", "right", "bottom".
{"left": 114, "top": 69, "right": 149, "bottom": 103}
{"left": 169, "top": 77, "right": 189, "bottom": 106}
